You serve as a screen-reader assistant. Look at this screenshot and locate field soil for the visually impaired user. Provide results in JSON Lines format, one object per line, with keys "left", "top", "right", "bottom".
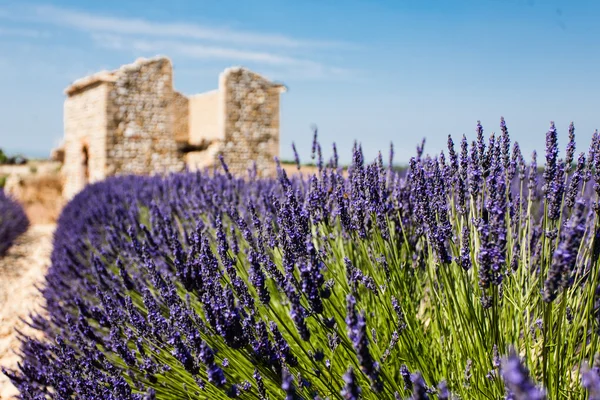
{"left": 0, "top": 224, "right": 55, "bottom": 399}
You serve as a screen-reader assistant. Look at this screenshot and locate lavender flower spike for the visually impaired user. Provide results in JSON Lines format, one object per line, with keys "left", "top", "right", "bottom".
{"left": 501, "top": 349, "right": 546, "bottom": 400}
{"left": 543, "top": 121, "right": 559, "bottom": 196}
{"left": 410, "top": 372, "right": 430, "bottom": 400}
{"left": 218, "top": 153, "right": 233, "bottom": 180}
{"left": 282, "top": 368, "right": 301, "bottom": 400}
{"left": 582, "top": 364, "right": 600, "bottom": 400}
{"left": 341, "top": 367, "right": 362, "bottom": 400}
{"left": 565, "top": 121, "right": 576, "bottom": 172}
{"left": 311, "top": 125, "right": 318, "bottom": 159}
{"left": 291, "top": 142, "right": 301, "bottom": 170}
{"left": 543, "top": 199, "right": 586, "bottom": 302}
{"left": 346, "top": 295, "right": 382, "bottom": 392}
{"left": 437, "top": 380, "right": 450, "bottom": 400}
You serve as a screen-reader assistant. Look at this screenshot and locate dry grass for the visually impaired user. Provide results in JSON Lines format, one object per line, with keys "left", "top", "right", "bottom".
{"left": 6, "top": 174, "right": 64, "bottom": 224}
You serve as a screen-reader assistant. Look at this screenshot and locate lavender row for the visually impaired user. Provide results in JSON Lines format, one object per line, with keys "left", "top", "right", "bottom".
{"left": 5, "top": 119, "right": 600, "bottom": 399}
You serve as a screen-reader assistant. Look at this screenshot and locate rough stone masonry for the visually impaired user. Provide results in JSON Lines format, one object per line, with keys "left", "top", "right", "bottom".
{"left": 60, "top": 56, "right": 286, "bottom": 199}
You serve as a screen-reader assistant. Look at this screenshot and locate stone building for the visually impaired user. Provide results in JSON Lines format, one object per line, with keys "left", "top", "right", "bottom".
{"left": 60, "top": 56, "right": 286, "bottom": 199}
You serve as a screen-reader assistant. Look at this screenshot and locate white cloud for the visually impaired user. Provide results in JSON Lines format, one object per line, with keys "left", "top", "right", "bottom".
{"left": 92, "top": 34, "right": 355, "bottom": 79}
{"left": 0, "top": 3, "right": 356, "bottom": 80}
{"left": 0, "top": 26, "right": 49, "bottom": 38}
{"left": 28, "top": 4, "right": 348, "bottom": 49}
{"left": 94, "top": 34, "right": 319, "bottom": 66}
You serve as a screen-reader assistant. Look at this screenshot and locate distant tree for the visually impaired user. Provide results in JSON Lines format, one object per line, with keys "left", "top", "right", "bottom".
{"left": 0, "top": 148, "right": 7, "bottom": 165}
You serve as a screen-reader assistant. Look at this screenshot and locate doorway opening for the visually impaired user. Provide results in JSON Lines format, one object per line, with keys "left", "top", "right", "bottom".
{"left": 82, "top": 145, "right": 89, "bottom": 184}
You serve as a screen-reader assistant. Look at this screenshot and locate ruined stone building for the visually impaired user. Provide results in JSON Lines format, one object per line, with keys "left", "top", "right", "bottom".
{"left": 60, "top": 56, "right": 286, "bottom": 199}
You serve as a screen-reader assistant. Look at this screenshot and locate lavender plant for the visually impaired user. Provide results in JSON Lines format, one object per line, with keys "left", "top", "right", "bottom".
{"left": 0, "top": 188, "right": 29, "bottom": 256}
{"left": 5, "top": 119, "right": 600, "bottom": 399}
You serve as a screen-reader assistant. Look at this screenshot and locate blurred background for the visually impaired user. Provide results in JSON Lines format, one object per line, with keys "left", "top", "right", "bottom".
{"left": 1, "top": 0, "right": 598, "bottom": 166}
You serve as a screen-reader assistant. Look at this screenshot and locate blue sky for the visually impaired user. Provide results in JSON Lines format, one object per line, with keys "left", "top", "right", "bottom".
{"left": 0, "top": 0, "right": 598, "bottom": 165}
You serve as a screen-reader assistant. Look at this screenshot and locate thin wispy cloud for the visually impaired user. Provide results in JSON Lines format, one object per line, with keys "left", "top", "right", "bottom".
{"left": 93, "top": 33, "right": 354, "bottom": 80}
{"left": 95, "top": 34, "right": 327, "bottom": 67}
{"left": 0, "top": 3, "right": 355, "bottom": 80}
{"left": 26, "top": 4, "right": 350, "bottom": 49}
{"left": 0, "top": 26, "right": 49, "bottom": 38}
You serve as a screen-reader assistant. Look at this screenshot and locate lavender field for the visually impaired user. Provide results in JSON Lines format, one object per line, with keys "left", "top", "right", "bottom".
{"left": 5, "top": 119, "right": 600, "bottom": 399}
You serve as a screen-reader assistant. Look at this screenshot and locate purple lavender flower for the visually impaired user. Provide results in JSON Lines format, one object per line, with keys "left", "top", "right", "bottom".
{"left": 447, "top": 134, "right": 459, "bottom": 182}
{"left": 292, "top": 142, "right": 301, "bottom": 170}
{"left": 543, "top": 121, "right": 559, "bottom": 196}
{"left": 410, "top": 372, "right": 430, "bottom": 400}
{"left": 381, "top": 330, "right": 399, "bottom": 362}
{"left": 565, "top": 153, "right": 585, "bottom": 208}
{"left": 565, "top": 122, "right": 576, "bottom": 172}
{"left": 501, "top": 349, "right": 546, "bottom": 400}
{"left": 416, "top": 138, "right": 426, "bottom": 162}
{"left": 547, "top": 159, "right": 565, "bottom": 221}
{"left": 287, "top": 281, "right": 311, "bottom": 341}
{"left": 476, "top": 120, "right": 485, "bottom": 164}
{"left": 311, "top": 126, "right": 318, "bottom": 159}
{"left": 477, "top": 215, "right": 504, "bottom": 292}
{"left": 199, "top": 341, "right": 226, "bottom": 387}
{"left": 333, "top": 142, "right": 339, "bottom": 169}
{"left": 469, "top": 140, "right": 482, "bottom": 199}
{"left": 341, "top": 367, "right": 362, "bottom": 400}
{"left": 457, "top": 135, "right": 469, "bottom": 214}
{"left": 0, "top": 189, "right": 29, "bottom": 256}
{"left": 317, "top": 143, "right": 324, "bottom": 174}
{"left": 391, "top": 296, "right": 407, "bottom": 333}
{"left": 248, "top": 250, "right": 270, "bottom": 305}
{"left": 459, "top": 225, "right": 471, "bottom": 270}
{"left": 346, "top": 295, "right": 382, "bottom": 391}
{"left": 219, "top": 154, "right": 233, "bottom": 180}
{"left": 168, "top": 331, "right": 197, "bottom": 374}
{"left": 493, "top": 344, "right": 501, "bottom": 369}
{"left": 401, "top": 364, "right": 412, "bottom": 391}
{"left": 144, "top": 388, "right": 156, "bottom": 400}
{"left": 270, "top": 322, "right": 298, "bottom": 367}
{"left": 254, "top": 369, "right": 268, "bottom": 400}
{"left": 227, "top": 384, "right": 240, "bottom": 397}
{"left": 528, "top": 151, "right": 538, "bottom": 193}
{"left": 282, "top": 368, "right": 301, "bottom": 400}
{"left": 585, "top": 130, "right": 598, "bottom": 182}
{"left": 500, "top": 117, "right": 511, "bottom": 171}
{"left": 582, "top": 365, "right": 600, "bottom": 400}
{"left": 544, "top": 200, "right": 586, "bottom": 302}
{"left": 512, "top": 141, "right": 525, "bottom": 181}
{"left": 482, "top": 131, "right": 495, "bottom": 178}
{"left": 437, "top": 380, "right": 449, "bottom": 400}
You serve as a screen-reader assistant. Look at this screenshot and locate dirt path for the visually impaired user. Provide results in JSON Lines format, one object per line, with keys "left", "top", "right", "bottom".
{"left": 0, "top": 224, "right": 55, "bottom": 399}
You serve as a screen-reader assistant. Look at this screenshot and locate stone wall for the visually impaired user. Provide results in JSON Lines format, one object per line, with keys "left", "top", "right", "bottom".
{"left": 189, "top": 90, "right": 220, "bottom": 145}
{"left": 172, "top": 91, "right": 189, "bottom": 143}
{"left": 61, "top": 58, "right": 285, "bottom": 199}
{"left": 220, "top": 68, "right": 284, "bottom": 178}
{"left": 63, "top": 82, "right": 109, "bottom": 199}
{"left": 105, "top": 57, "right": 184, "bottom": 176}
